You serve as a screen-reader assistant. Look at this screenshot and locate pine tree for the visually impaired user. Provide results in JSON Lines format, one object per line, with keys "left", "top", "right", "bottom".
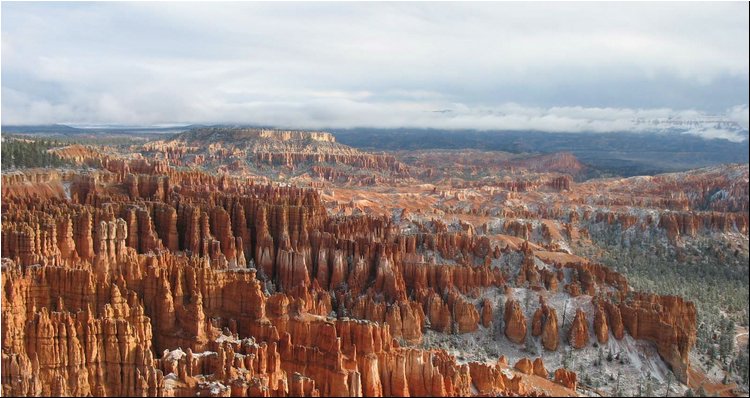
{"left": 612, "top": 371, "right": 622, "bottom": 396}
{"left": 644, "top": 374, "right": 653, "bottom": 397}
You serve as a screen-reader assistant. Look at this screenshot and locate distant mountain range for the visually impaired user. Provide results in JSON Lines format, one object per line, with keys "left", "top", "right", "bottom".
{"left": 331, "top": 128, "right": 749, "bottom": 177}
{"left": 1, "top": 124, "right": 196, "bottom": 135}
{"left": 3, "top": 123, "right": 747, "bottom": 177}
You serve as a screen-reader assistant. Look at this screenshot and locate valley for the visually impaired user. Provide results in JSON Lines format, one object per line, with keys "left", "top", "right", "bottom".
{"left": 2, "top": 127, "right": 748, "bottom": 396}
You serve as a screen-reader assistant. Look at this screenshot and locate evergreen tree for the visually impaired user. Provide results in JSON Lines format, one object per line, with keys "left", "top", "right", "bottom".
{"left": 1, "top": 138, "right": 69, "bottom": 169}
{"left": 644, "top": 374, "right": 653, "bottom": 397}
{"left": 612, "top": 371, "right": 622, "bottom": 396}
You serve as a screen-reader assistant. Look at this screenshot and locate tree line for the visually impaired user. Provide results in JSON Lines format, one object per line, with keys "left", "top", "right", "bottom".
{"left": 1, "top": 138, "right": 70, "bottom": 169}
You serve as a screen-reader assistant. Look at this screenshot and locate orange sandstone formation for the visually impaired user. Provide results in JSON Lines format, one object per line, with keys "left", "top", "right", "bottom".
{"left": 1, "top": 155, "right": 707, "bottom": 396}
{"left": 593, "top": 303, "right": 609, "bottom": 345}
{"left": 541, "top": 307, "right": 560, "bottom": 352}
{"left": 504, "top": 299, "right": 527, "bottom": 345}
{"left": 568, "top": 309, "right": 589, "bottom": 349}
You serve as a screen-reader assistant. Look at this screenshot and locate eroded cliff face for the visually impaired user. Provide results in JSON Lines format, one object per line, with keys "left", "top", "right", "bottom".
{"left": 140, "top": 128, "right": 411, "bottom": 185}
{"left": 1, "top": 159, "right": 699, "bottom": 397}
{"left": 619, "top": 293, "right": 697, "bottom": 383}
{"left": 1, "top": 164, "right": 582, "bottom": 397}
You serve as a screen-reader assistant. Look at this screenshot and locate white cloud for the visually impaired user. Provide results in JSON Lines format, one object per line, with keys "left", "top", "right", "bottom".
{"left": 1, "top": 2, "right": 748, "bottom": 137}
{"left": 726, "top": 105, "right": 750, "bottom": 129}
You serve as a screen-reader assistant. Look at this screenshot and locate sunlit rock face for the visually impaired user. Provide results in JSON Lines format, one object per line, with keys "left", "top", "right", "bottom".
{"left": 6, "top": 128, "right": 742, "bottom": 397}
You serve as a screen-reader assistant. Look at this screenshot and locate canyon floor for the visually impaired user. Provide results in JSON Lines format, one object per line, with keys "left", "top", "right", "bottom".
{"left": 1, "top": 127, "right": 748, "bottom": 397}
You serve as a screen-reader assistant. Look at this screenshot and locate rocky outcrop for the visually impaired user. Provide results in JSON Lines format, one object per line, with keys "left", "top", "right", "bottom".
{"left": 541, "top": 307, "right": 560, "bottom": 352}
{"left": 144, "top": 128, "right": 411, "bottom": 183}
{"left": 554, "top": 368, "right": 577, "bottom": 390}
{"left": 480, "top": 298, "right": 493, "bottom": 328}
{"left": 533, "top": 358, "right": 548, "bottom": 378}
{"left": 604, "top": 301, "right": 625, "bottom": 340}
{"left": 593, "top": 303, "right": 609, "bottom": 344}
{"left": 619, "top": 294, "right": 696, "bottom": 383}
{"left": 514, "top": 358, "right": 533, "bottom": 375}
{"left": 1, "top": 265, "right": 162, "bottom": 397}
{"left": 568, "top": 309, "right": 589, "bottom": 349}
{"left": 504, "top": 299, "right": 527, "bottom": 345}
{"left": 532, "top": 307, "right": 544, "bottom": 337}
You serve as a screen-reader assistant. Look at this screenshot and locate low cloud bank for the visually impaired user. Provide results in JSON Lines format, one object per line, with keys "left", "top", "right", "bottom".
{"left": 4, "top": 89, "right": 748, "bottom": 142}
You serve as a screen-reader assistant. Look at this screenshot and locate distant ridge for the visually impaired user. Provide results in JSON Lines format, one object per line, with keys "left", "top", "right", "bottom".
{"left": 155, "top": 126, "right": 358, "bottom": 157}
{"left": 1, "top": 124, "right": 197, "bottom": 135}
{"left": 170, "top": 127, "right": 337, "bottom": 145}
{"left": 1, "top": 124, "right": 84, "bottom": 134}
{"left": 331, "top": 128, "right": 749, "bottom": 176}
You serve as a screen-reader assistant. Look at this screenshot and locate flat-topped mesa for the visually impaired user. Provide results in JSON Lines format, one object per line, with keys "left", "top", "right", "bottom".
{"left": 257, "top": 129, "right": 336, "bottom": 143}
{"left": 153, "top": 128, "right": 350, "bottom": 160}
{"left": 142, "top": 127, "right": 412, "bottom": 179}
{"left": 173, "top": 127, "right": 337, "bottom": 145}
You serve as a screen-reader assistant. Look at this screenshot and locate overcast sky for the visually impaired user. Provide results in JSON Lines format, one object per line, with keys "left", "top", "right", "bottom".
{"left": 2, "top": 2, "right": 748, "bottom": 139}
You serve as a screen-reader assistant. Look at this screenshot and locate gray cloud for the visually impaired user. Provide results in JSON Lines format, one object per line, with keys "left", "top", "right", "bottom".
{"left": 2, "top": 2, "right": 748, "bottom": 139}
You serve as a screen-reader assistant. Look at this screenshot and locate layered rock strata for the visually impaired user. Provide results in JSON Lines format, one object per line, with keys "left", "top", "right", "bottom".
{"left": 1, "top": 163, "right": 700, "bottom": 397}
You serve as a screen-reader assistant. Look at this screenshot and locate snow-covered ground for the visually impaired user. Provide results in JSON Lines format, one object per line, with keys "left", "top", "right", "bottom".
{"left": 418, "top": 286, "right": 690, "bottom": 397}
